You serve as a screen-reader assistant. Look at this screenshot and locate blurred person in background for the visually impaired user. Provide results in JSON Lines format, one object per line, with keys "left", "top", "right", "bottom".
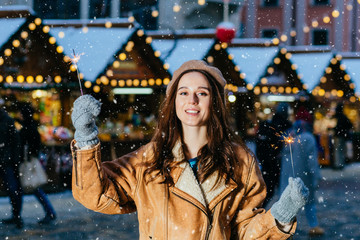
{"left": 256, "top": 102, "right": 292, "bottom": 207}
{"left": 280, "top": 120, "right": 324, "bottom": 236}
{"left": 0, "top": 100, "right": 23, "bottom": 229}
{"left": 295, "top": 105, "right": 313, "bottom": 126}
{"left": 332, "top": 103, "right": 353, "bottom": 169}
{"left": 18, "top": 104, "right": 57, "bottom": 225}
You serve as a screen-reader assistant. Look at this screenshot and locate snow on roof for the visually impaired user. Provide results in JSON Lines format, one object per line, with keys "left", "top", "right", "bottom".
{"left": 147, "top": 28, "right": 215, "bottom": 37}
{"left": 43, "top": 18, "right": 131, "bottom": 25}
{"left": 0, "top": 5, "right": 35, "bottom": 14}
{"left": 231, "top": 38, "right": 273, "bottom": 45}
{"left": 339, "top": 52, "right": 360, "bottom": 58}
{"left": 49, "top": 26, "right": 135, "bottom": 81}
{"left": 151, "top": 38, "right": 214, "bottom": 74}
{"left": 341, "top": 58, "right": 360, "bottom": 94}
{"left": 290, "top": 52, "right": 333, "bottom": 91}
{"left": 0, "top": 18, "right": 26, "bottom": 49}
{"left": 285, "top": 45, "right": 332, "bottom": 52}
{"left": 227, "top": 46, "right": 278, "bottom": 86}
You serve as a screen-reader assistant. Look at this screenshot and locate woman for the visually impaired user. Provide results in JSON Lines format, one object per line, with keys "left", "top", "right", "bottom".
{"left": 71, "top": 60, "right": 308, "bottom": 239}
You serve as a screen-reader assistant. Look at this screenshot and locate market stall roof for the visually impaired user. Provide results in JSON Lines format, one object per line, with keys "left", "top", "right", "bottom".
{"left": 0, "top": 6, "right": 33, "bottom": 50}
{"left": 151, "top": 38, "right": 215, "bottom": 75}
{"left": 227, "top": 46, "right": 279, "bottom": 86}
{"left": 286, "top": 48, "right": 333, "bottom": 91}
{"left": 46, "top": 19, "right": 137, "bottom": 82}
{"left": 93, "top": 29, "right": 170, "bottom": 91}
{"left": 148, "top": 29, "right": 216, "bottom": 74}
{"left": 0, "top": 6, "right": 34, "bottom": 48}
{"left": 340, "top": 52, "right": 360, "bottom": 95}
{"left": 0, "top": 18, "right": 26, "bottom": 49}
{"left": 150, "top": 30, "right": 256, "bottom": 90}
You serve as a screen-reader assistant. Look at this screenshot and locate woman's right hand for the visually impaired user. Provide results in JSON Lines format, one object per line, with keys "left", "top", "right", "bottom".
{"left": 71, "top": 94, "right": 102, "bottom": 148}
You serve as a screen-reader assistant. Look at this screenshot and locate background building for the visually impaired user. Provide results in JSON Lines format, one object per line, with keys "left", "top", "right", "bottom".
{"left": 2, "top": 0, "right": 358, "bottom": 52}
{"left": 242, "top": 0, "right": 360, "bottom": 52}
{"left": 0, "top": 0, "right": 158, "bottom": 29}
{"left": 0, "top": 0, "right": 245, "bottom": 30}
{"left": 157, "top": 0, "right": 243, "bottom": 31}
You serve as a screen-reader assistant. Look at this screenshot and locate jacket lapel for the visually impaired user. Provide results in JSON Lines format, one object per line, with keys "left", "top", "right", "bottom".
{"left": 173, "top": 162, "right": 207, "bottom": 207}
{"left": 170, "top": 140, "right": 238, "bottom": 211}
{"left": 170, "top": 140, "right": 207, "bottom": 209}
{"left": 201, "top": 173, "right": 238, "bottom": 211}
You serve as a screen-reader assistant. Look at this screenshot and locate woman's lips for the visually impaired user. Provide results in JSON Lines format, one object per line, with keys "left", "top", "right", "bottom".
{"left": 185, "top": 109, "right": 200, "bottom": 115}
{"left": 185, "top": 110, "right": 199, "bottom": 113}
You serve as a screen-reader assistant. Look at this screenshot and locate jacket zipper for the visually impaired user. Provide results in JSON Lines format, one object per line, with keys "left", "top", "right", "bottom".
{"left": 204, "top": 214, "right": 213, "bottom": 240}
{"left": 73, "top": 150, "right": 79, "bottom": 187}
{"left": 70, "top": 142, "right": 80, "bottom": 188}
{"left": 172, "top": 191, "right": 212, "bottom": 240}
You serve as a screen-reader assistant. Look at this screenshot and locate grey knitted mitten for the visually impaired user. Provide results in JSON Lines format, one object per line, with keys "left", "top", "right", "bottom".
{"left": 71, "top": 95, "right": 102, "bottom": 148}
{"left": 271, "top": 177, "right": 309, "bottom": 223}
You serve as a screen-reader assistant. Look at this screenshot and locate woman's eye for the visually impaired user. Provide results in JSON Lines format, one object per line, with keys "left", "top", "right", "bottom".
{"left": 179, "top": 92, "right": 187, "bottom": 95}
{"left": 198, "top": 92, "right": 208, "bottom": 96}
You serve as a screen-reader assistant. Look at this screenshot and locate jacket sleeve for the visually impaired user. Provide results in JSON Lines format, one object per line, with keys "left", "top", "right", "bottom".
{"left": 71, "top": 140, "right": 145, "bottom": 215}
{"left": 231, "top": 157, "right": 296, "bottom": 239}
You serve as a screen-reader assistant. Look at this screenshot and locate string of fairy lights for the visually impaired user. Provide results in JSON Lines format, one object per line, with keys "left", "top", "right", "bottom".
{"left": 207, "top": 42, "right": 359, "bottom": 102}
{"left": 0, "top": 18, "right": 64, "bottom": 85}
{"left": 0, "top": 12, "right": 359, "bottom": 102}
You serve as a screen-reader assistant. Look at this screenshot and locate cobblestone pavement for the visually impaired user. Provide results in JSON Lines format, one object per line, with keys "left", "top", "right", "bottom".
{"left": 1, "top": 163, "right": 359, "bottom": 240}
{"left": 290, "top": 163, "right": 360, "bottom": 240}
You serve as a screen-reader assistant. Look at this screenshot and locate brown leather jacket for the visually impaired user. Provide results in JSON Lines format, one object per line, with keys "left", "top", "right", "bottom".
{"left": 71, "top": 140, "right": 296, "bottom": 239}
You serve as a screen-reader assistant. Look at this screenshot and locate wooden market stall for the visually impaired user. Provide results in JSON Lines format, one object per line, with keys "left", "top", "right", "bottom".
{"left": 222, "top": 41, "right": 306, "bottom": 140}
{"left": 338, "top": 53, "right": 360, "bottom": 163}
{"left": 0, "top": 9, "right": 77, "bottom": 130}
{"left": 46, "top": 19, "right": 171, "bottom": 161}
{"left": 0, "top": 8, "right": 80, "bottom": 191}
{"left": 207, "top": 39, "right": 252, "bottom": 137}
{"left": 289, "top": 47, "right": 357, "bottom": 166}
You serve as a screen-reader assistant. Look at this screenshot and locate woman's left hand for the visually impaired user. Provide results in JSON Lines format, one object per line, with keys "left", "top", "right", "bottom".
{"left": 270, "top": 177, "right": 309, "bottom": 223}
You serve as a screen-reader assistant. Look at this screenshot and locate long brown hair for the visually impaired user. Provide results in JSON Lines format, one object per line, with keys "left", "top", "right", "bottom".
{"left": 144, "top": 69, "right": 250, "bottom": 186}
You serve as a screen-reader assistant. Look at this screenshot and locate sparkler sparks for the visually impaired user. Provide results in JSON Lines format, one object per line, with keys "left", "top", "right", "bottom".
{"left": 71, "top": 49, "right": 84, "bottom": 95}
{"left": 284, "top": 135, "right": 294, "bottom": 144}
{"left": 270, "top": 127, "right": 298, "bottom": 178}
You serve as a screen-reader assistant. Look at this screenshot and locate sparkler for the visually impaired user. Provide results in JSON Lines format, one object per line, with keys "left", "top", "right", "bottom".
{"left": 71, "top": 49, "right": 83, "bottom": 95}
{"left": 283, "top": 135, "right": 295, "bottom": 178}
{"left": 273, "top": 128, "right": 297, "bottom": 178}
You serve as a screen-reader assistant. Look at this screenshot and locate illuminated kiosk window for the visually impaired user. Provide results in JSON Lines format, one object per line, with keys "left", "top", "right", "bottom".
{"left": 113, "top": 88, "right": 154, "bottom": 95}
{"left": 267, "top": 95, "right": 296, "bottom": 102}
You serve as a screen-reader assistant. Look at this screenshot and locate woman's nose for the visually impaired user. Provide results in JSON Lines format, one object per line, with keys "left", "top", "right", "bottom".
{"left": 189, "top": 93, "right": 198, "bottom": 104}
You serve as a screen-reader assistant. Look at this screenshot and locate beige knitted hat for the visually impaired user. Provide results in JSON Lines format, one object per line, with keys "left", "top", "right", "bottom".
{"left": 166, "top": 60, "right": 227, "bottom": 95}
